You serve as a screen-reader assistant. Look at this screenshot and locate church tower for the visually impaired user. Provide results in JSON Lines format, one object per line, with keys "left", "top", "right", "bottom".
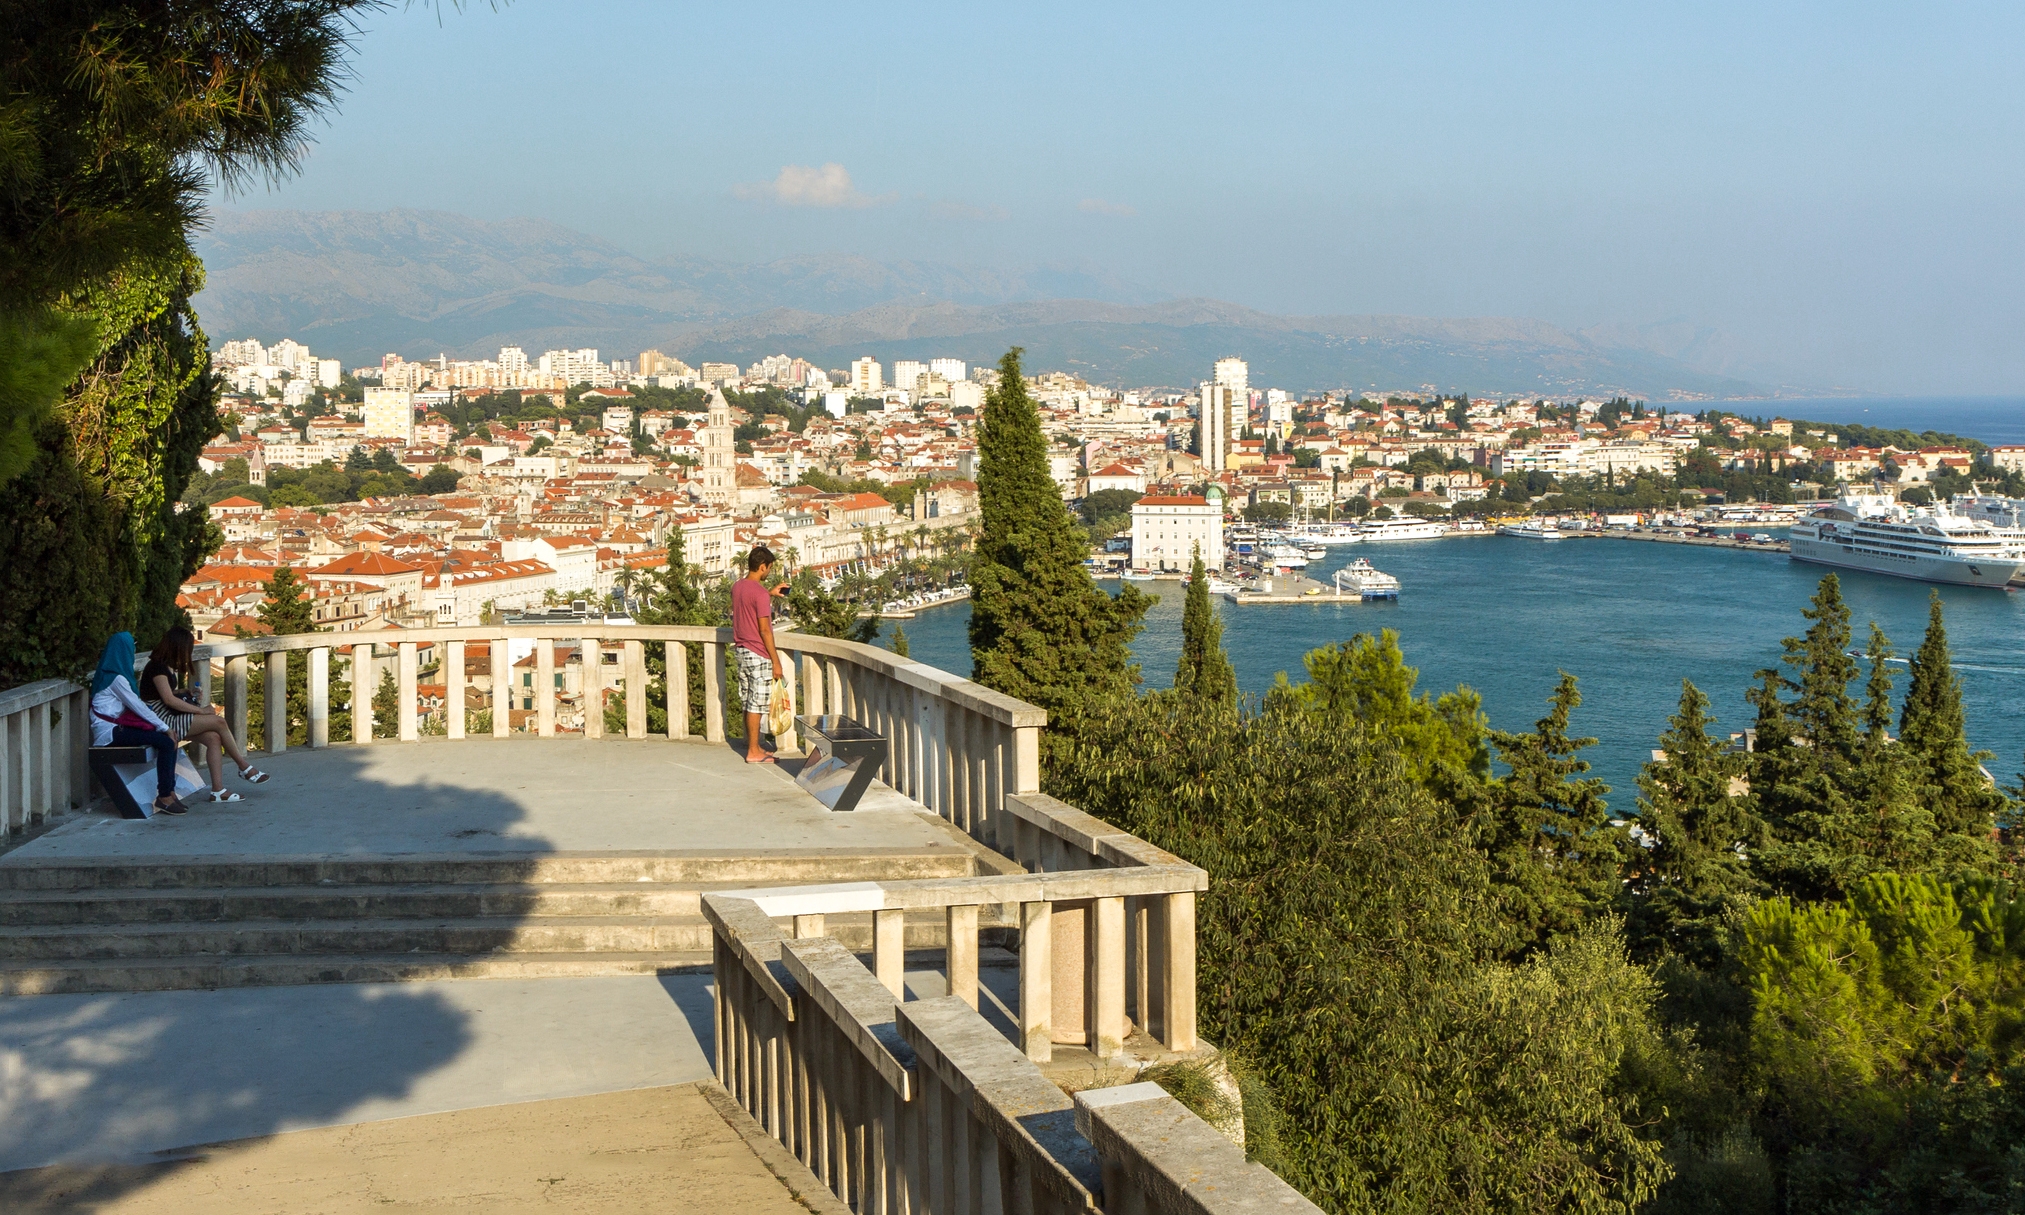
{"left": 701, "top": 386, "right": 734, "bottom": 509}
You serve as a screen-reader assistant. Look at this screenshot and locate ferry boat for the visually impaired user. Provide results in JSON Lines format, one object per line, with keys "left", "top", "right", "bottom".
{"left": 1289, "top": 522, "right": 1366, "bottom": 546}
{"left": 1333, "top": 558, "right": 1401, "bottom": 600}
{"left": 1497, "top": 522, "right": 1563, "bottom": 541}
{"left": 1786, "top": 495, "right": 2024, "bottom": 588}
{"left": 1358, "top": 518, "right": 1446, "bottom": 542}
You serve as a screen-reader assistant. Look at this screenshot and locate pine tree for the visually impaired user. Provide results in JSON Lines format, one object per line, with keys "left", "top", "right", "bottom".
{"left": 969, "top": 348, "right": 1149, "bottom": 750}
{"left": 1622, "top": 680, "right": 1763, "bottom": 966}
{"left": 1482, "top": 673, "right": 1621, "bottom": 944}
{"left": 890, "top": 625, "right": 909, "bottom": 657}
{"left": 1174, "top": 544, "right": 1236, "bottom": 706}
{"left": 1901, "top": 591, "right": 2003, "bottom": 843}
{"left": 372, "top": 665, "right": 399, "bottom": 739}
{"left": 257, "top": 567, "right": 316, "bottom": 635}
{"left": 1785, "top": 572, "right": 1860, "bottom": 762}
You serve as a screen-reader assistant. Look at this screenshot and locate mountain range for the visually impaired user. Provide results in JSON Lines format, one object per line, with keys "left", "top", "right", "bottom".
{"left": 192, "top": 208, "right": 1820, "bottom": 399}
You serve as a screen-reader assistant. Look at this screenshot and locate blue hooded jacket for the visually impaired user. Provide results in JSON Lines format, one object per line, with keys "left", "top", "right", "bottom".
{"left": 92, "top": 632, "right": 137, "bottom": 695}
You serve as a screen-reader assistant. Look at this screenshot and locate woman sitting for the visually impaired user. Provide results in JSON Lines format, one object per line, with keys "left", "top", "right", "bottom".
{"left": 90, "top": 633, "right": 186, "bottom": 817}
{"left": 141, "top": 626, "right": 268, "bottom": 802}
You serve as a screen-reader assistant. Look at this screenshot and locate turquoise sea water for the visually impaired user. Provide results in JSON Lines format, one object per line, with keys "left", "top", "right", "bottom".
{"left": 884, "top": 538, "right": 2025, "bottom": 804}
{"left": 1719, "top": 397, "right": 2025, "bottom": 446}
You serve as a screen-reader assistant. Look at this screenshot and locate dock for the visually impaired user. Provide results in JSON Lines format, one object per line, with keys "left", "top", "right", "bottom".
{"left": 1224, "top": 574, "right": 1357, "bottom": 604}
{"left": 1581, "top": 530, "right": 1790, "bottom": 554}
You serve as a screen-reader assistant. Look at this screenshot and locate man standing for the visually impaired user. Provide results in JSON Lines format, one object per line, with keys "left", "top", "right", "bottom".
{"left": 732, "top": 545, "right": 785, "bottom": 763}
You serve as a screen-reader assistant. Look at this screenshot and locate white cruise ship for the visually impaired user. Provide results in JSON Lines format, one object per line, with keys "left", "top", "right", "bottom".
{"left": 1787, "top": 495, "right": 2024, "bottom": 588}
{"left": 1358, "top": 518, "right": 1446, "bottom": 542}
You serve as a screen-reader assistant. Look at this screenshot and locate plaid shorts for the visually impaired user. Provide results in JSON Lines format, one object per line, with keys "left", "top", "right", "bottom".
{"left": 735, "top": 647, "right": 774, "bottom": 712}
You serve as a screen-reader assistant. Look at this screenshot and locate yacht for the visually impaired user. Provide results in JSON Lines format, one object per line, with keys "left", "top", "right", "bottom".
{"left": 1289, "top": 522, "right": 1365, "bottom": 546}
{"left": 1498, "top": 521, "right": 1563, "bottom": 540}
{"left": 1333, "top": 558, "right": 1401, "bottom": 600}
{"left": 1358, "top": 518, "right": 1446, "bottom": 542}
{"left": 1786, "top": 495, "right": 2024, "bottom": 588}
{"left": 1264, "top": 544, "right": 1310, "bottom": 568}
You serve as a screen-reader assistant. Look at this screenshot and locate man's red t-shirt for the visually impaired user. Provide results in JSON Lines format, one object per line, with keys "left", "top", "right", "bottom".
{"left": 731, "top": 577, "right": 772, "bottom": 658}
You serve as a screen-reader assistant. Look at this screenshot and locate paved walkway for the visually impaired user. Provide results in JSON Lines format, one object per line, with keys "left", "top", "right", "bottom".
{"left": 0, "top": 1081, "right": 837, "bottom": 1214}
{"left": 5, "top": 736, "right": 961, "bottom": 862}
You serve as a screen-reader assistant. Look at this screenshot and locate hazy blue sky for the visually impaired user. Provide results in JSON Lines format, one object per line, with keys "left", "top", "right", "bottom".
{"left": 228, "top": 1, "right": 2025, "bottom": 394}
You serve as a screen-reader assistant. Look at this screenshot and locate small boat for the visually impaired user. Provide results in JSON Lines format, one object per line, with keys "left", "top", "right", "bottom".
{"left": 1205, "top": 576, "right": 1240, "bottom": 595}
{"left": 1118, "top": 569, "right": 1156, "bottom": 582}
{"left": 1265, "top": 544, "right": 1309, "bottom": 568}
{"left": 1333, "top": 558, "right": 1401, "bottom": 600}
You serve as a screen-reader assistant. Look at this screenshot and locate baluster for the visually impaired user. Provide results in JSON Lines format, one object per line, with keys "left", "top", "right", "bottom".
{"left": 263, "top": 651, "right": 288, "bottom": 754}
{"left": 397, "top": 641, "right": 419, "bottom": 741}
{"left": 1, "top": 710, "right": 14, "bottom": 832}
{"left": 70, "top": 689, "right": 90, "bottom": 812}
{"left": 351, "top": 644, "right": 372, "bottom": 744}
{"left": 793, "top": 913, "right": 825, "bottom": 939}
{"left": 703, "top": 640, "right": 725, "bottom": 743}
{"left": 1012, "top": 723, "right": 1041, "bottom": 797}
{"left": 25, "top": 702, "right": 43, "bottom": 823}
{"left": 800, "top": 652, "right": 822, "bottom": 723}
{"left": 489, "top": 636, "right": 510, "bottom": 737}
{"left": 581, "top": 637, "right": 603, "bottom": 738}
{"left": 874, "top": 908, "right": 906, "bottom": 999}
{"left": 624, "top": 639, "right": 646, "bottom": 738}
{"left": 446, "top": 640, "right": 466, "bottom": 740}
{"left": 536, "top": 639, "right": 556, "bottom": 737}
{"left": 946, "top": 904, "right": 979, "bottom": 1009}
{"left": 1092, "top": 895, "right": 1127, "bottom": 1058}
{"left": 195, "top": 650, "right": 212, "bottom": 708}
{"left": 309, "top": 647, "right": 330, "bottom": 748}
{"left": 1020, "top": 901, "right": 1052, "bottom": 1063}
{"left": 225, "top": 654, "right": 249, "bottom": 746}
{"left": 668, "top": 641, "right": 689, "bottom": 739}
{"left": 1162, "top": 891, "right": 1197, "bottom": 1051}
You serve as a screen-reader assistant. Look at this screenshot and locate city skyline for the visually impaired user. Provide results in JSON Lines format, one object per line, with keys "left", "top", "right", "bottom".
{"left": 212, "top": 3, "right": 2025, "bottom": 397}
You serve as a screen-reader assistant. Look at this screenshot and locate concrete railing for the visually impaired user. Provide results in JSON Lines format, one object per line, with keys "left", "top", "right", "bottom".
{"left": 702, "top": 795, "right": 1311, "bottom": 1213}
{"left": 185, "top": 627, "right": 1044, "bottom": 850}
{"left": 0, "top": 679, "right": 90, "bottom": 834}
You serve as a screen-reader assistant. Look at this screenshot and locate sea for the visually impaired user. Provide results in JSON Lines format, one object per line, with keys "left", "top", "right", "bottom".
{"left": 878, "top": 396, "right": 2024, "bottom": 803}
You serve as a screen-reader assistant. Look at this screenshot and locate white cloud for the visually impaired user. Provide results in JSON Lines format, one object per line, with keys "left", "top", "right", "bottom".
{"left": 1077, "top": 198, "right": 1137, "bottom": 218}
{"left": 733, "top": 163, "right": 891, "bottom": 209}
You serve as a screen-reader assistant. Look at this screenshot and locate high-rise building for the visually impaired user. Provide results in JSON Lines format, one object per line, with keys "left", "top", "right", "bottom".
{"left": 929, "top": 358, "right": 966, "bottom": 383}
{"left": 1213, "top": 357, "right": 1248, "bottom": 396}
{"left": 701, "top": 386, "right": 735, "bottom": 508}
{"left": 499, "top": 346, "right": 529, "bottom": 378}
{"left": 363, "top": 387, "right": 414, "bottom": 444}
{"left": 1199, "top": 383, "right": 1237, "bottom": 472}
{"left": 850, "top": 357, "right": 883, "bottom": 396}
{"left": 892, "top": 360, "right": 928, "bottom": 393}
{"left": 316, "top": 358, "right": 341, "bottom": 388}
{"left": 538, "top": 348, "right": 604, "bottom": 386}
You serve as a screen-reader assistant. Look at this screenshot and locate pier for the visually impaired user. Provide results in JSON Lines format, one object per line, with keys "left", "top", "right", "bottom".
{"left": 1583, "top": 529, "right": 1791, "bottom": 554}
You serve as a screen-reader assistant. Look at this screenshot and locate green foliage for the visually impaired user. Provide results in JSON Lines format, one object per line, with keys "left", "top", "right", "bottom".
{"left": 371, "top": 664, "right": 398, "bottom": 740}
{"left": 1243, "top": 500, "right": 1291, "bottom": 523}
{"left": 1173, "top": 545, "right": 1237, "bottom": 706}
{"left": 257, "top": 567, "right": 316, "bottom": 636}
{"left": 1269, "top": 628, "right": 1486, "bottom": 800}
{"left": 968, "top": 348, "right": 1148, "bottom": 754}
{"left": 1900, "top": 591, "right": 2004, "bottom": 843}
{"left": 1482, "top": 674, "right": 1623, "bottom": 946}
{"left": 1622, "top": 681, "right": 1765, "bottom": 968}
{"left": 1051, "top": 690, "right": 1671, "bottom": 1213}
{"left": 889, "top": 625, "right": 908, "bottom": 657}
{"left": 0, "top": 307, "right": 100, "bottom": 483}
{"left": 783, "top": 569, "right": 879, "bottom": 644}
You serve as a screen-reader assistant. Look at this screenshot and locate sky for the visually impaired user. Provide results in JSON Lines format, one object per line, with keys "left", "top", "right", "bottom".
{"left": 226, "top": 1, "right": 2025, "bottom": 395}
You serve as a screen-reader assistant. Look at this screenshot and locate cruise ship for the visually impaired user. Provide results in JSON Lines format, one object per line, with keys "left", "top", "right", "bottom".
{"left": 1787, "top": 495, "right": 2024, "bottom": 588}
{"left": 1358, "top": 518, "right": 1446, "bottom": 542}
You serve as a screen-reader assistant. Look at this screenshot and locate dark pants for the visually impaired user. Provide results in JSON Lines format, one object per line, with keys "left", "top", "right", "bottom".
{"left": 112, "top": 725, "right": 178, "bottom": 797}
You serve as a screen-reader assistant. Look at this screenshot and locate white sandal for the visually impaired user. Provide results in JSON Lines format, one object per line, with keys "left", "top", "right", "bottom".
{"left": 238, "top": 765, "right": 270, "bottom": 784}
{"left": 204, "top": 788, "right": 244, "bottom": 803}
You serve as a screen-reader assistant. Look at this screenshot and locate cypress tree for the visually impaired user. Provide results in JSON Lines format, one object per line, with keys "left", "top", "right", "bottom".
{"left": 1622, "top": 679, "right": 1762, "bottom": 966}
{"left": 257, "top": 567, "right": 316, "bottom": 636}
{"left": 1785, "top": 573, "right": 1860, "bottom": 762}
{"left": 1175, "top": 543, "right": 1236, "bottom": 706}
{"left": 1901, "top": 591, "right": 2004, "bottom": 842}
{"left": 890, "top": 626, "right": 909, "bottom": 658}
{"left": 969, "top": 348, "right": 1149, "bottom": 740}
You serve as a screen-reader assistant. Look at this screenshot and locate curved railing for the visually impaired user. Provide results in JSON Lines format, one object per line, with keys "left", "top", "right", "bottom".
{"left": 187, "top": 625, "right": 1042, "bottom": 848}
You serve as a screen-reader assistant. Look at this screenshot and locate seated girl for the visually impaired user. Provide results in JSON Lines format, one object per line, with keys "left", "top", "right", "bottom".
{"left": 141, "top": 626, "right": 269, "bottom": 802}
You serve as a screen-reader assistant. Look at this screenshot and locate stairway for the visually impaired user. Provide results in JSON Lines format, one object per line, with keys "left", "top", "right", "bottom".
{"left": 0, "top": 851, "right": 987, "bottom": 996}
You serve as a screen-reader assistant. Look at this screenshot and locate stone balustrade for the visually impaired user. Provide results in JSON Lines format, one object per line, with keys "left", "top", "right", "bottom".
{"left": 0, "top": 679, "right": 89, "bottom": 834}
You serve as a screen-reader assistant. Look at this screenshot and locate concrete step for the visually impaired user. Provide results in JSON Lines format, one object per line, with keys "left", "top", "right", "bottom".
{"left": 0, "top": 881, "right": 751, "bottom": 926}
{"left": 0, "top": 849, "right": 979, "bottom": 892}
{"left": 0, "top": 951, "right": 717, "bottom": 996}
{"left": 0, "top": 911, "right": 1002, "bottom": 963}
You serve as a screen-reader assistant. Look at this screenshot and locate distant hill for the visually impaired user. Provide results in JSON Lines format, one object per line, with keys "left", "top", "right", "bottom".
{"left": 193, "top": 207, "right": 1804, "bottom": 399}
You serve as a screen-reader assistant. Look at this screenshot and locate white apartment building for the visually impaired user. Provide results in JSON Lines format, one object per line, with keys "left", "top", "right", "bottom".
{"left": 538, "top": 348, "right": 609, "bottom": 386}
{"left": 948, "top": 381, "right": 985, "bottom": 412}
{"left": 1199, "top": 383, "right": 1238, "bottom": 472}
{"left": 892, "top": 361, "right": 928, "bottom": 393}
{"left": 850, "top": 357, "right": 884, "bottom": 396}
{"left": 362, "top": 387, "right": 414, "bottom": 444}
{"left": 929, "top": 358, "right": 966, "bottom": 383}
{"left": 1213, "top": 357, "right": 1249, "bottom": 396}
{"left": 1131, "top": 491, "right": 1226, "bottom": 573}
{"left": 498, "top": 346, "right": 529, "bottom": 378}
{"left": 1492, "top": 439, "right": 1677, "bottom": 480}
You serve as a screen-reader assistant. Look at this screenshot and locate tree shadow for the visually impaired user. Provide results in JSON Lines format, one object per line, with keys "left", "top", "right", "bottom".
{"left": 0, "top": 742, "right": 562, "bottom": 1206}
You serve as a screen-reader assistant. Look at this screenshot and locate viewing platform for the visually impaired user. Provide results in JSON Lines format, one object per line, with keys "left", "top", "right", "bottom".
{"left": 0, "top": 626, "right": 1315, "bottom": 1212}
